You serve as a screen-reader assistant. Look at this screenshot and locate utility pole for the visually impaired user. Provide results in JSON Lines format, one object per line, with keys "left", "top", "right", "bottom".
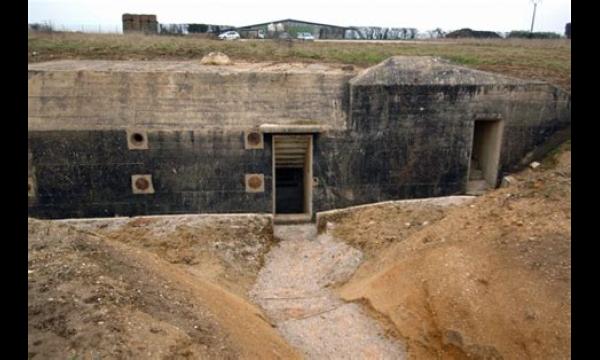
{"left": 530, "top": 0, "right": 542, "bottom": 32}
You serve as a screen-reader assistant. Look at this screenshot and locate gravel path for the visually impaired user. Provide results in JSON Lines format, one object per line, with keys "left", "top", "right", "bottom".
{"left": 250, "top": 224, "right": 406, "bottom": 359}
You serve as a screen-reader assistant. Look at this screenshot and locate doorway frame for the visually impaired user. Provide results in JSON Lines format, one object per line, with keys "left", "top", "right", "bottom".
{"left": 467, "top": 117, "right": 505, "bottom": 188}
{"left": 272, "top": 134, "right": 313, "bottom": 217}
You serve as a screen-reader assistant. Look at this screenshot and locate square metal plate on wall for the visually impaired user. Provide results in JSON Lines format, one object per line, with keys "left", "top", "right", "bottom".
{"left": 244, "top": 130, "right": 264, "bottom": 150}
{"left": 131, "top": 174, "right": 155, "bottom": 194}
{"left": 245, "top": 173, "right": 265, "bottom": 193}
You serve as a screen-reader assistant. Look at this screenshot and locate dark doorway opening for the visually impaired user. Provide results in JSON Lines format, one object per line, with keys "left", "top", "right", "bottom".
{"left": 467, "top": 119, "right": 503, "bottom": 194}
{"left": 272, "top": 135, "right": 313, "bottom": 218}
{"left": 275, "top": 168, "right": 304, "bottom": 213}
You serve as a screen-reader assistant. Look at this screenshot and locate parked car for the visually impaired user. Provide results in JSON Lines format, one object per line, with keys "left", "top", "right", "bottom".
{"left": 296, "top": 32, "right": 315, "bottom": 41}
{"left": 218, "top": 31, "right": 240, "bottom": 40}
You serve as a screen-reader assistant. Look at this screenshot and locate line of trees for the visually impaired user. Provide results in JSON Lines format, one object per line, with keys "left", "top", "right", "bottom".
{"left": 159, "top": 23, "right": 233, "bottom": 35}
{"left": 507, "top": 30, "right": 562, "bottom": 39}
{"left": 446, "top": 28, "right": 501, "bottom": 39}
{"left": 29, "top": 20, "right": 569, "bottom": 40}
{"left": 345, "top": 27, "right": 419, "bottom": 40}
{"left": 157, "top": 24, "right": 565, "bottom": 40}
{"left": 441, "top": 27, "right": 564, "bottom": 39}
{"left": 28, "top": 22, "right": 54, "bottom": 33}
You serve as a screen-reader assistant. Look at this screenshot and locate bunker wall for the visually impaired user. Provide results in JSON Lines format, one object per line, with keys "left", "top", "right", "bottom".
{"left": 28, "top": 60, "right": 571, "bottom": 219}
{"left": 28, "top": 129, "right": 273, "bottom": 218}
{"left": 310, "top": 83, "right": 570, "bottom": 210}
{"left": 28, "top": 69, "right": 352, "bottom": 131}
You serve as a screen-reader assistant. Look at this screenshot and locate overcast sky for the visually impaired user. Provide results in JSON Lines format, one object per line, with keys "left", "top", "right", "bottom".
{"left": 28, "top": 0, "right": 571, "bottom": 33}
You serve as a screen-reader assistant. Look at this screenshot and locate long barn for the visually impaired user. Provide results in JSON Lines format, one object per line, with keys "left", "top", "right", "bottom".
{"left": 236, "top": 18, "right": 348, "bottom": 39}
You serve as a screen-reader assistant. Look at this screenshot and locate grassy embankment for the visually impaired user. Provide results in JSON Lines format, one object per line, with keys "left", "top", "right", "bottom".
{"left": 29, "top": 32, "right": 570, "bottom": 90}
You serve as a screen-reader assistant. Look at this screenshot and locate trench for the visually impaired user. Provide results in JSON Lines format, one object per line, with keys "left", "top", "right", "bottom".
{"left": 250, "top": 224, "right": 406, "bottom": 359}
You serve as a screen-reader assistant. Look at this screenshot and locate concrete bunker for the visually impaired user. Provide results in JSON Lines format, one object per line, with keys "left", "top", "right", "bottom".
{"left": 27, "top": 57, "right": 570, "bottom": 219}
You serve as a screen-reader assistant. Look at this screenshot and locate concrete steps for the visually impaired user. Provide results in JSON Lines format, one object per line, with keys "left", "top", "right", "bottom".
{"left": 274, "top": 213, "right": 313, "bottom": 225}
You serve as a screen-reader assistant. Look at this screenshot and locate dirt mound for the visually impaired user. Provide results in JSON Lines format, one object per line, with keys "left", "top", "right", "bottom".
{"left": 63, "top": 214, "right": 273, "bottom": 298}
{"left": 28, "top": 218, "right": 299, "bottom": 359}
{"left": 332, "top": 143, "right": 571, "bottom": 359}
{"left": 200, "top": 51, "right": 232, "bottom": 65}
{"left": 318, "top": 196, "right": 474, "bottom": 263}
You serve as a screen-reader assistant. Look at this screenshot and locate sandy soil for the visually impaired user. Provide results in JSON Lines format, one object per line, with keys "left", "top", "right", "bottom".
{"left": 318, "top": 196, "right": 474, "bottom": 263}
{"left": 27, "top": 59, "right": 360, "bottom": 74}
{"left": 28, "top": 217, "right": 300, "bottom": 359}
{"left": 251, "top": 225, "right": 406, "bottom": 359}
{"left": 62, "top": 214, "right": 273, "bottom": 299}
{"left": 331, "top": 143, "right": 571, "bottom": 359}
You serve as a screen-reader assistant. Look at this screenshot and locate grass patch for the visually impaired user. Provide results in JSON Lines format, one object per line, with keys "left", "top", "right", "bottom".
{"left": 28, "top": 32, "right": 570, "bottom": 90}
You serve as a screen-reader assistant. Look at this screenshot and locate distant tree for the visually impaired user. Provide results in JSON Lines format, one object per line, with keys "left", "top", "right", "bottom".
{"left": 29, "top": 21, "right": 54, "bottom": 33}
{"left": 427, "top": 28, "right": 445, "bottom": 39}
{"left": 399, "top": 28, "right": 407, "bottom": 39}
{"left": 407, "top": 28, "right": 417, "bottom": 39}
{"left": 188, "top": 24, "right": 209, "bottom": 33}
{"left": 159, "top": 24, "right": 185, "bottom": 35}
{"left": 508, "top": 30, "right": 561, "bottom": 39}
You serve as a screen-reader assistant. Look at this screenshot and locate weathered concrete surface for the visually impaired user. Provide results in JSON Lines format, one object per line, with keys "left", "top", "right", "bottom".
{"left": 312, "top": 56, "right": 571, "bottom": 210}
{"left": 28, "top": 60, "right": 354, "bottom": 131}
{"left": 350, "top": 56, "right": 532, "bottom": 86}
{"left": 28, "top": 129, "right": 274, "bottom": 218}
{"left": 28, "top": 57, "right": 570, "bottom": 219}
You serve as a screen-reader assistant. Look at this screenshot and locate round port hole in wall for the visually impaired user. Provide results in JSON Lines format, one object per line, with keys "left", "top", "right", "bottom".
{"left": 247, "top": 132, "right": 261, "bottom": 146}
{"left": 131, "top": 132, "right": 145, "bottom": 144}
{"left": 248, "top": 175, "right": 263, "bottom": 189}
{"left": 135, "top": 177, "right": 150, "bottom": 190}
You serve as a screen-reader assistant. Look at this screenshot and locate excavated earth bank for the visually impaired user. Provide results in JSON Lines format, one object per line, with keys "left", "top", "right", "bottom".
{"left": 333, "top": 145, "right": 572, "bottom": 359}
{"left": 28, "top": 215, "right": 300, "bottom": 359}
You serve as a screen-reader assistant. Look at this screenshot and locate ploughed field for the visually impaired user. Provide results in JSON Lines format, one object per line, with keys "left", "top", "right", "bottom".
{"left": 29, "top": 32, "right": 570, "bottom": 91}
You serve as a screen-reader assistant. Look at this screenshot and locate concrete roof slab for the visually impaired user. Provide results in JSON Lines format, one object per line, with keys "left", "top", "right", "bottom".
{"left": 350, "top": 56, "right": 540, "bottom": 87}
